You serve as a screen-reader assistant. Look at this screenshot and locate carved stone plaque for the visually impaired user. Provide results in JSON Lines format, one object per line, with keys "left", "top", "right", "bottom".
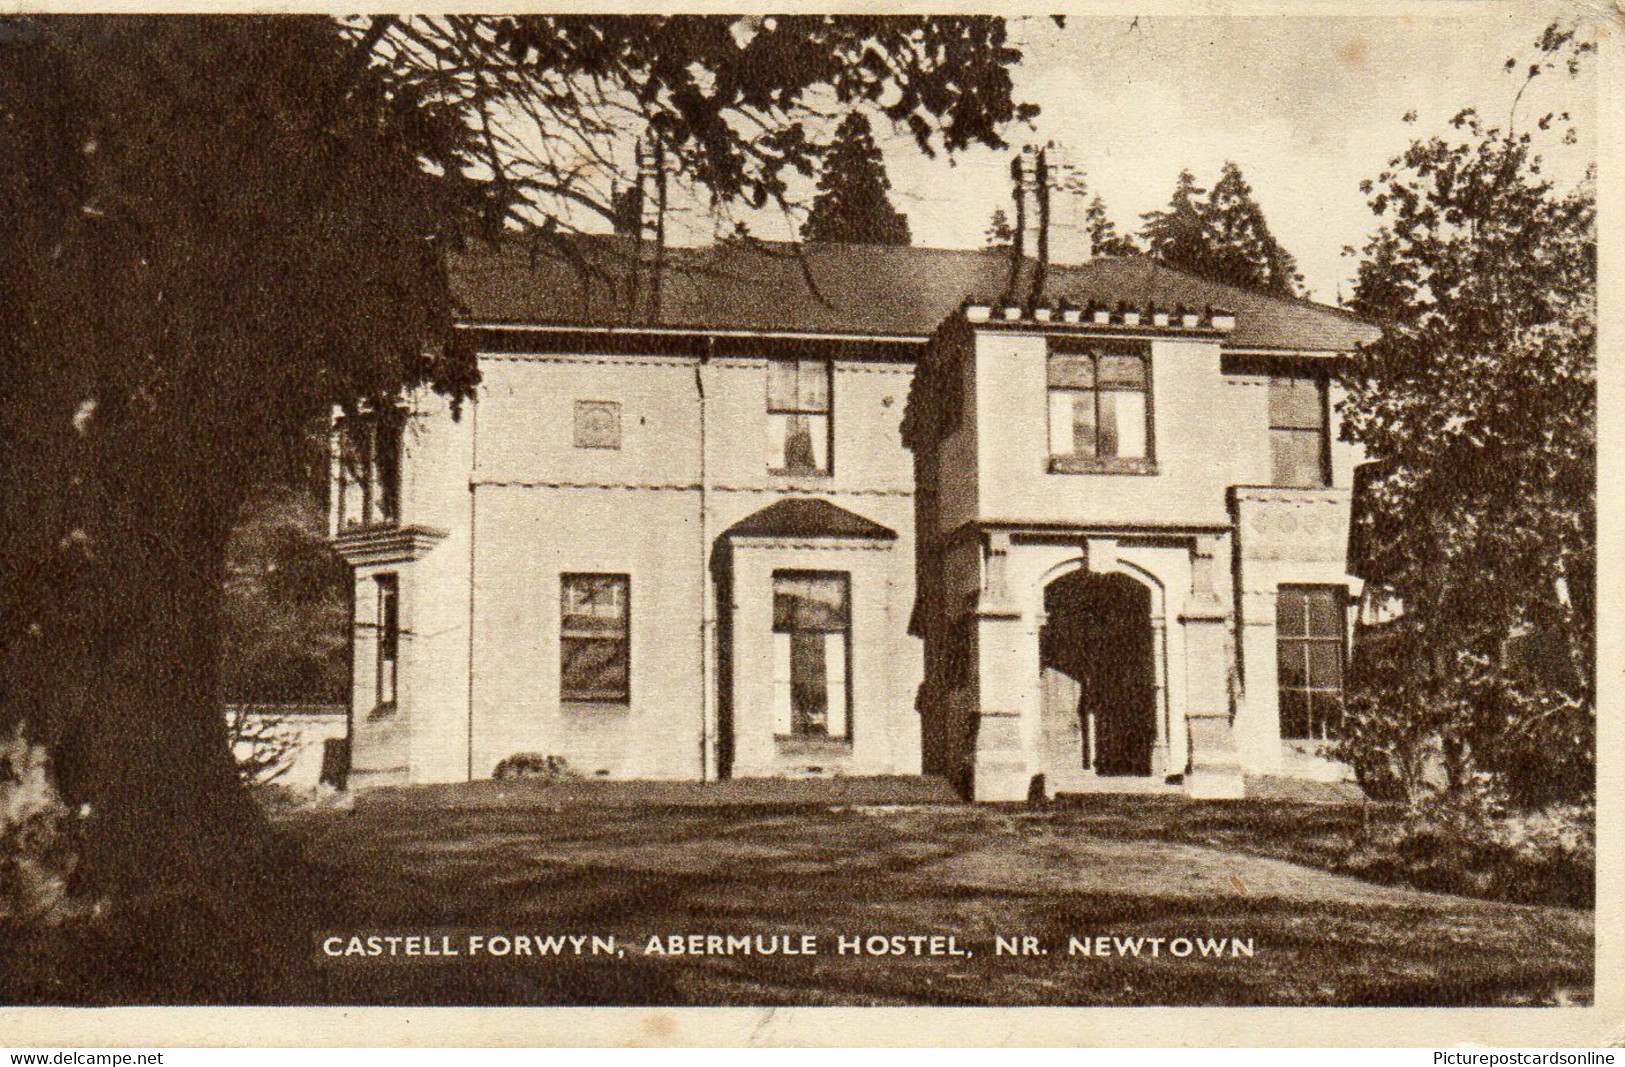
{"left": 573, "top": 400, "right": 621, "bottom": 450}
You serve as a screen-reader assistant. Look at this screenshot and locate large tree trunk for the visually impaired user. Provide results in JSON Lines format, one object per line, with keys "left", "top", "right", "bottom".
{"left": 51, "top": 468, "right": 268, "bottom": 900}
{"left": 3, "top": 15, "right": 481, "bottom": 1000}
{"left": 1, "top": 383, "right": 288, "bottom": 999}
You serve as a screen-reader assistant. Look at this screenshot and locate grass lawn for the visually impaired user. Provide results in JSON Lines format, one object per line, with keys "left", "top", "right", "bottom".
{"left": 263, "top": 779, "right": 1592, "bottom": 1007}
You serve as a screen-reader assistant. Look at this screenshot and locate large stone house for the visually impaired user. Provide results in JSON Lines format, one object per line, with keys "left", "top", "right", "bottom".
{"left": 329, "top": 167, "right": 1378, "bottom": 799}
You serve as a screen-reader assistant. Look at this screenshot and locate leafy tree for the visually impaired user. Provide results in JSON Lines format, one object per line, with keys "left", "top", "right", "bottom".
{"left": 1203, "top": 162, "right": 1302, "bottom": 295}
{"left": 1336, "top": 26, "right": 1595, "bottom": 809}
{"left": 1140, "top": 169, "right": 1214, "bottom": 278}
{"left": 221, "top": 485, "right": 349, "bottom": 707}
{"left": 379, "top": 16, "right": 1035, "bottom": 242}
{"left": 0, "top": 13, "right": 1032, "bottom": 994}
{"left": 801, "top": 112, "right": 911, "bottom": 245}
{"left": 1, "top": 17, "right": 487, "bottom": 924}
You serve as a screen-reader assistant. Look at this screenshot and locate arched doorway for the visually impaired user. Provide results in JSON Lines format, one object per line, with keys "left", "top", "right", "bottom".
{"left": 1040, "top": 570, "right": 1158, "bottom": 777}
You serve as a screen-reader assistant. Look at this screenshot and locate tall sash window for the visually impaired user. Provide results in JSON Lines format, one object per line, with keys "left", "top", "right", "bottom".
{"left": 771, "top": 571, "right": 850, "bottom": 739}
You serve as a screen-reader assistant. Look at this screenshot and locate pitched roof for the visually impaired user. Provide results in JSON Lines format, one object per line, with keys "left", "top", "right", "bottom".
{"left": 723, "top": 498, "right": 898, "bottom": 542}
{"left": 451, "top": 234, "right": 1379, "bottom": 353}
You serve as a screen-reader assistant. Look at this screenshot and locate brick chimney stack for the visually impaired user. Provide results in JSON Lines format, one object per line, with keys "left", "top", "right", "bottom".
{"left": 1019, "top": 144, "right": 1044, "bottom": 257}
{"left": 1006, "top": 142, "right": 1092, "bottom": 304}
{"left": 638, "top": 139, "right": 666, "bottom": 246}
{"left": 1044, "top": 142, "right": 1092, "bottom": 267}
{"left": 1003, "top": 145, "right": 1036, "bottom": 301}
{"left": 614, "top": 137, "right": 667, "bottom": 320}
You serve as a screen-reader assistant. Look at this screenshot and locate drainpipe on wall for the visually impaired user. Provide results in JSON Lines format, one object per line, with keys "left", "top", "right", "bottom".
{"left": 465, "top": 390, "right": 480, "bottom": 782}
{"left": 328, "top": 412, "right": 357, "bottom": 779}
{"left": 696, "top": 343, "right": 714, "bottom": 780}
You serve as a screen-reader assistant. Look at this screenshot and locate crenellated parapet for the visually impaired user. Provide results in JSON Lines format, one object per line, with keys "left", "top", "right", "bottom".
{"left": 962, "top": 297, "right": 1237, "bottom": 333}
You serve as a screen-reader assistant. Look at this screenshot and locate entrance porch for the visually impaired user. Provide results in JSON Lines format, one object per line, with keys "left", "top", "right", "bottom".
{"left": 1039, "top": 569, "right": 1171, "bottom": 793}
{"left": 964, "top": 531, "right": 1245, "bottom": 801}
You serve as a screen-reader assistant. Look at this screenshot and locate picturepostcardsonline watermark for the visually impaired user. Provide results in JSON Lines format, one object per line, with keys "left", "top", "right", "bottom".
{"left": 0, "top": 0, "right": 1619, "bottom": 1050}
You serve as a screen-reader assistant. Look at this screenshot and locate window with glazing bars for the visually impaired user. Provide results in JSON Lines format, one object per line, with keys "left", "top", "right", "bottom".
{"left": 337, "top": 409, "right": 405, "bottom": 530}
{"left": 767, "top": 359, "right": 831, "bottom": 475}
{"left": 771, "top": 571, "right": 850, "bottom": 739}
{"left": 560, "top": 574, "right": 630, "bottom": 703}
{"left": 1269, "top": 375, "right": 1330, "bottom": 488}
{"left": 1047, "top": 342, "right": 1151, "bottom": 464}
{"left": 375, "top": 574, "right": 399, "bottom": 710}
{"left": 1276, "top": 585, "right": 1346, "bottom": 740}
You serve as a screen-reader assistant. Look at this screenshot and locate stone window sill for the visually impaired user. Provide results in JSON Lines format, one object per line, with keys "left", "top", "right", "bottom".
{"left": 1049, "top": 455, "right": 1159, "bottom": 476}
{"left": 330, "top": 524, "right": 448, "bottom": 566}
{"left": 774, "top": 735, "right": 854, "bottom": 755}
{"left": 562, "top": 699, "right": 632, "bottom": 712}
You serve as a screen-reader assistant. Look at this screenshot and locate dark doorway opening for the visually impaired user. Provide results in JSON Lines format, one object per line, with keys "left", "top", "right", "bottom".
{"left": 1040, "top": 570, "right": 1157, "bottom": 776}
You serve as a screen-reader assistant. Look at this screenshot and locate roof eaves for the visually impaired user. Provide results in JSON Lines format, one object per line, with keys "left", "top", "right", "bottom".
{"left": 456, "top": 320, "right": 930, "bottom": 344}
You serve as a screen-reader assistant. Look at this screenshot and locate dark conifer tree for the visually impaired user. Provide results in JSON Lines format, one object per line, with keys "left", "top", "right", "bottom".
{"left": 1140, "top": 165, "right": 1303, "bottom": 295}
{"left": 1085, "top": 194, "right": 1138, "bottom": 257}
{"left": 1204, "top": 161, "right": 1303, "bottom": 295}
{"left": 984, "top": 207, "right": 1015, "bottom": 249}
{"left": 801, "top": 112, "right": 912, "bottom": 246}
{"left": 1140, "top": 169, "right": 1214, "bottom": 278}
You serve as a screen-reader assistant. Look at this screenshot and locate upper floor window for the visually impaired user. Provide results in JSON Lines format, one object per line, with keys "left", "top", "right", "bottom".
{"left": 767, "top": 358, "right": 831, "bottom": 475}
{"left": 1048, "top": 341, "right": 1152, "bottom": 473}
{"left": 1269, "top": 375, "right": 1330, "bottom": 488}
{"left": 1276, "top": 585, "right": 1345, "bottom": 740}
{"left": 772, "top": 571, "right": 850, "bottom": 740}
{"left": 560, "top": 573, "right": 630, "bottom": 704}
{"left": 337, "top": 409, "right": 405, "bottom": 531}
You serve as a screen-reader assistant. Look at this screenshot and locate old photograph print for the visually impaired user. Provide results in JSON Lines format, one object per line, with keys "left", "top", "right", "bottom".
{"left": 0, "top": 9, "right": 1598, "bottom": 1013}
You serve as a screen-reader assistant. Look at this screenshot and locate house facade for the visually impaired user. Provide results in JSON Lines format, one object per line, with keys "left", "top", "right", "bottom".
{"left": 328, "top": 177, "right": 1377, "bottom": 798}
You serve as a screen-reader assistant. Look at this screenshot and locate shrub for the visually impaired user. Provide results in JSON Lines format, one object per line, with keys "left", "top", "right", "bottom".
{"left": 492, "top": 753, "right": 579, "bottom": 782}
{"left": 226, "top": 706, "right": 299, "bottom": 785}
{"left": 1490, "top": 800, "right": 1594, "bottom": 903}
{"left": 249, "top": 781, "right": 353, "bottom": 816}
{"left": 1342, "top": 794, "right": 1593, "bottom": 908}
{"left": 0, "top": 732, "right": 94, "bottom": 926}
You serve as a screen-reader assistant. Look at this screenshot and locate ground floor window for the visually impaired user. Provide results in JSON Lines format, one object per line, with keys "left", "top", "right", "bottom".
{"left": 561, "top": 573, "right": 630, "bottom": 703}
{"left": 1276, "top": 584, "right": 1346, "bottom": 740}
{"left": 375, "top": 574, "right": 399, "bottom": 710}
{"left": 772, "top": 571, "right": 850, "bottom": 739}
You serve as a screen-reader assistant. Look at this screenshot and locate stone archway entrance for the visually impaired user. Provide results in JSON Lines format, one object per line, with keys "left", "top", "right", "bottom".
{"left": 1039, "top": 570, "right": 1158, "bottom": 778}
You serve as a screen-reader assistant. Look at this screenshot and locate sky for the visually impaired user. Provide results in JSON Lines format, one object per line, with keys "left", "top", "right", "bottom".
{"left": 679, "top": 12, "right": 1597, "bottom": 305}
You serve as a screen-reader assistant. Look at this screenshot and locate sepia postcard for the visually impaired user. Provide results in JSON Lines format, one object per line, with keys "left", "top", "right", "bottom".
{"left": 0, "top": 0, "right": 1617, "bottom": 1048}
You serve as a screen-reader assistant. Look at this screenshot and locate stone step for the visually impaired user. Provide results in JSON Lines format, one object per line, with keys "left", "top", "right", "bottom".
{"left": 1047, "top": 770, "right": 1185, "bottom": 797}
